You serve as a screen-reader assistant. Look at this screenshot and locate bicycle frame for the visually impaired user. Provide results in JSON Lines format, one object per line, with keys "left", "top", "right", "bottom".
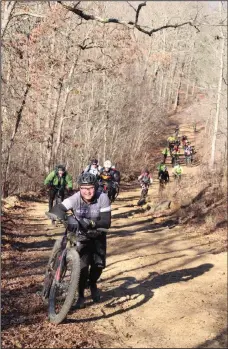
{"left": 140, "top": 182, "right": 149, "bottom": 198}
{"left": 55, "top": 188, "right": 64, "bottom": 205}
{"left": 99, "top": 181, "right": 118, "bottom": 202}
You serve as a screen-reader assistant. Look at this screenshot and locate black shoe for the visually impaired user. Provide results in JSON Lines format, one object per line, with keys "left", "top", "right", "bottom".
{"left": 74, "top": 296, "right": 86, "bottom": 309}
{"left": 90, "top": 286, "right": 101, "bottom": 303}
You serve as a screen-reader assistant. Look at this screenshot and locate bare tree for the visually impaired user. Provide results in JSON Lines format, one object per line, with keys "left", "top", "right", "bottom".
{"left": 210, "top": 2, "right": 226, "bottom": 169}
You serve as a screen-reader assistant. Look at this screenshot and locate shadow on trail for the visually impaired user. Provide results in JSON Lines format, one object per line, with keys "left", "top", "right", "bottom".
{"left": 19, "top": 194, "right": 47, "bottom": 203}
{"left": 2, "top": 275, "right": 48, "bottom": 331}
{"left": 104, "top": 254, "right": 188, "bottom": 282}
{"left": 109, "top": 219, "right": 178, "bottom": 238}
{"left": 112, "top": 208, "right": 146, "bottom": 219}
{"left": 10, "top": 239, "right": 55, "bottom": 251}
{"left": 119, "top": 182, "right": 139, "bottom": 192}
{"left": 2, "top": 229, "right": 62, "bottom": 240}
{"left": 106, "top": 242, "right": 214, "bottom": 270}
{"left": 197, "top": 328, "right": 227, "bottom": 348}
{"left": 115, "top": 195, "right": 139, "bottom": 203}
{"left": 2, "top": 258, "right": 49, "bottom": 278}
{"left": 66, "top": 263, "right": 213, "bottom": 324}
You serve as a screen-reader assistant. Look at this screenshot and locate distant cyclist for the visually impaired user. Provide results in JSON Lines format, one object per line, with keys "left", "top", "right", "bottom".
{"left": 157, "top": 161, "right": 167, "bottom": 179}
{"left": 182, "top": 135, "right": 188, "bottom": 148}
{"left": 44, "top": 164, "right": 73, "bottom": 212}
{"left": 137, "top": 168, "right": 153, "bottom": 205}
{"left": 82, "top": 159, "right": 101, "bottom": 179}
{"left": 138, "top": 168, "right": 153, "bottom": 186}
{"left": 167, "top": 136, "right": 176, "bottom": 155}
{"left": 172, "top": 162, "right": 183, "bottom": 181}
{"left": 161, "top": 147, "right": 170, "bottom": 163}
{"left": 184, "top": 145, "right": 192, "bottom": 165}
{"left": 99, "top": 160, "right": 120, "bottom": 202}
{"left": 159, "top": 167, "right": 169, "bottom": 192}
{"left": 159, "top": 167, "right": 169, "bottom": 183}
{"left": 174, "top": 125, "right": 179, "bottom": 137}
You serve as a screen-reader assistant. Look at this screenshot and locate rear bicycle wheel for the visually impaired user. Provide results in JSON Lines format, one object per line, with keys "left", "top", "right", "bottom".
{"left": 56, "top": 196, "right": 62, "bottom": 205}
{"left": 48, "top": 248, "right": 80, "bottom": 324}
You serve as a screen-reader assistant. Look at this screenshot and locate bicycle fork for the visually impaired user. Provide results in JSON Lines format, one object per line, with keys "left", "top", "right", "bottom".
{"left": 54, "top": 249, "right": 67, "bottom": 284}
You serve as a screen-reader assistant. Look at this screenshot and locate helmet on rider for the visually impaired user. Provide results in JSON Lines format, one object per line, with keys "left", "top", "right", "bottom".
{"left": 143, "top": 168, "right": 149, "bottom": 174}
{"left": 77, "top": 172, "right": 98, "bottom": 188}
{"left": 56, "top": 164, "right": 66, "bottom": 172}
{"left": 104, "top": 160, "right": 112, "bottom": 169}
{"left": 90, "top": 158, "right": 98, "bottom": 165}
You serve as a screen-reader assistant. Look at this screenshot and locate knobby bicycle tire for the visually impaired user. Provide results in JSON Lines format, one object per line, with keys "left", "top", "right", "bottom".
{"left": 159, "top": 180, "right": 165, "bottom": 192}
{"left": 42, "top": 238, "right": 62, "bottom": 304}
{"left": 48, "top": 248, "right": 80, "bottom": 324}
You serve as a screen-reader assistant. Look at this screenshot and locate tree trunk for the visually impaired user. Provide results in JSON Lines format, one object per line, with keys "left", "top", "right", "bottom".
{"left": 209, "top": 3, "right": 225, "bottom": 169}
{"left": 1, "top": 1, "right": 16, "bottom": 37}
{"left": 3, "top": 83, "right": 31, "bottom": 196}
{"left": 53, "top": 53, "right": 80, "bottom": 161}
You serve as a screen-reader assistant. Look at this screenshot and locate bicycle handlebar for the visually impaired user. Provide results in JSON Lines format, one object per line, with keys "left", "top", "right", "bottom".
{"left": 45, "top": 212, "right": 109, "bottom": 233}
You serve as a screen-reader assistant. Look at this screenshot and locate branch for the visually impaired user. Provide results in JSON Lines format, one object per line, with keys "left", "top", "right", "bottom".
{"left": 127, "top": 2, "right": 137, "bottom": 13}
{"left": 134, "top": 21, "right": 200, "bottom": 36}
{"left": 57, "top": 1, "right": 200, "bottom": 35}
{"left": 135, "top": 2, "right": 146, "bottom": 25}
{"left": 11, "top": 12, "right": 45, "bottom": 18}
{"left": 77, "top": 38, "right": 103, "bottom": 50}
{"left": 62, "top": 116, "right": 71, "bottom": 121}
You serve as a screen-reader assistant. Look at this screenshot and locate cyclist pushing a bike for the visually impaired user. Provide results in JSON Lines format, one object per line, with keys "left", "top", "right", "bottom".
{"left": 48, "top": 172, "right": 111, "bottom": 309}
{"left": 44, "top": 164, "right": 73, "bottom": 212}
{"left": 159, "top": 167, "right": 169, "bottom": 183}
{"left": 98, "top": 160, "right": 120, "bottom": 202}
{"left": 138, "top": 168, "right": 153, "bottom": 186}
{"left": 172, "top": 162, "right": 183, "bottom": 181}
{"left": 137, "top": 169, "right": 153, "bottom": 205}
{"left": 82, "top": 158, "right": 101, "bottom": 178}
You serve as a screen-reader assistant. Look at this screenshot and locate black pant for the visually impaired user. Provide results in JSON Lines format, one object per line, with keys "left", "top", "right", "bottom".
{"left": 67, "top": 216, "right": 107, "bottom": 297}
{"left": 48, "top": 187, "right": 65, "bottom": 211}
{"left": 78, "top": 235, "right": 106, "bottom": 296}
{"left": 98, "top": 181, "right": 116, "bottom": 201}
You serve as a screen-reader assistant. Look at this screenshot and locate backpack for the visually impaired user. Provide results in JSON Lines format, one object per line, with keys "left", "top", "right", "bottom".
{"left": 113, "top": 170, "right": 121, "bottom": 183}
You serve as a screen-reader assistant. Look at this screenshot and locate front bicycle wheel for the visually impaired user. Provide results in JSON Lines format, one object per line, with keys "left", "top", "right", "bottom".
{"left": 141, "top": 188, "right": 148, "bottom": 198}
{"left": 42, "top": 239, "right": 62, "bottom": 303}
{"left": 48, "top": 248, "right": 80, "bottom": 324}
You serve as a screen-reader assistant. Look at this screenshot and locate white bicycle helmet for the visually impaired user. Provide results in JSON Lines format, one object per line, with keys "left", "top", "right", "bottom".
{"left": 104, "top": 160, "right": 112, "bottom": 168}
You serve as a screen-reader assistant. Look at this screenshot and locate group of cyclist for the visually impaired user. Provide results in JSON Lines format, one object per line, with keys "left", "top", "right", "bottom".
{"left": 44, "top": 159, "right": 121, "bottom": 309}
{"left": 138, "top": 124, "right": 196, "bottom": 198}
{"left": 43, "top": 124, "right": 194, "bottom": 309}
{"left": 167, "top": 133, "right": 195, "bottom": 167}
{"left": 44, "top": 159, "right": 121, "bottom": 212}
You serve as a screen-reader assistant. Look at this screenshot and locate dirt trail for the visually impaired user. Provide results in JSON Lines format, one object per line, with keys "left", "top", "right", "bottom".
{"left": 2, "top": 111, "right": 227, "bottom": 348}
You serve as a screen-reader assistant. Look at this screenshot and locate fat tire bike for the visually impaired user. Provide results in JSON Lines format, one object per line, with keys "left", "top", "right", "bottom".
{"left": 137, "top": 182, "right": 149, "bottom": 206}
{"left": 41, "top": 213, "right": 108, "bottom": 324}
